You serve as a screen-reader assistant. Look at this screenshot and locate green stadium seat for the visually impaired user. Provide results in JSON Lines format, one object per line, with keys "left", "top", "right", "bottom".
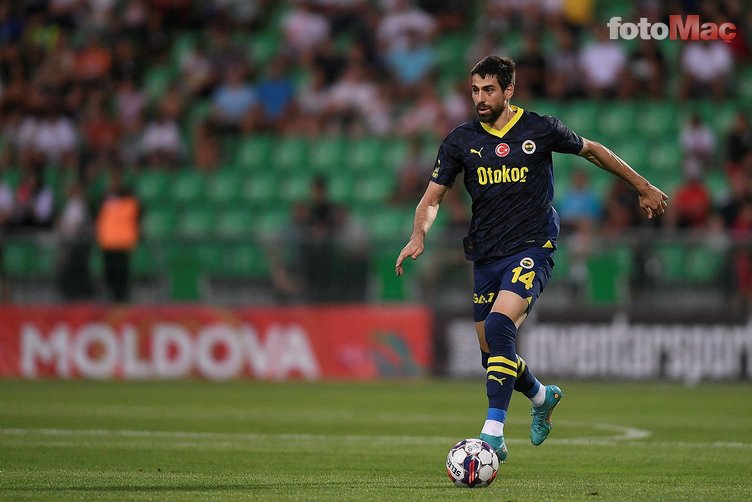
{"left": 559, "top": 102, "right": 599, "bottom": 138}
{"left": 248, "top": 31, "right": 281, "bottom": 66}
{"left": 237, "top": 135, "right": 273, "bottom": 170}
{"left": 381, "top": 138, "right": 408, "bottom": 173}
{"left": 278, "top": 174, "right": 314, "bottom": 203}
{"left": 739, "top": 67, "right": 752, "bottom": 101}
{"left": 132, "top": 244, "right": 157, "bottom": 279}
{"left": 273, "top": 136, "right": 310, "bottom": 171}
{"left": 221, "top": 242, "right": 270, "bottom": 279}
{"left": 176, "top": 208, "right": 215, "bottom": 239}
{"left": 142, "top": 207, "right": 178, "bottom": 240}
{"left": 368, "top": 209, "right": 411, "bottom": 242}
{"left": 143, "top": 65, "right": 175, "bottom": 101}
{"left": 327, "top": 173, "right": 353, "bottom": 204}
{"left": 172, "top": 172, "right": 207, "bottom": 205}
{"left": 705, "top": 170, "right": 729, "bottom": 202}
{"left": 640, "top": 102, "right": 678, "bottom": 141}
{"left": 354, "top": 174, "right": 393, "bottom": 204}
{"left": 309, "top": 137, "right": 346, "bottom": 171}
{"left": 206, "top": 171, "right": 243, "bottom": 206}
{"left": 684, "top": 245, "right": 725, "bottom": 284}
{"left": 648, "top": 141, "right": 682, "bottom": 175}
{"left": 254, "top": 210, "right": 290, "bottom": 239}
{"left": 349, "top": 138, "right": 386, "bottom": 172}
{"left": 3, "top": 240, "right": 54, "bottom": 279}
{"left": 215, "top": 209, "right": 253, "bottom": 239}
{"left": 135, "top": 171, "right": 172, "bottom": 206}
{"left": 241, "top": 172, "right": 279, "bottom": 206}
{"left": 598, "top": 102, "right": 637, "bottom": 138}
{"left": 586, "top": 245, "right": 632, "bottom": 304}
{"left": 652, "top": 242, "right": 686, "bottom": 281}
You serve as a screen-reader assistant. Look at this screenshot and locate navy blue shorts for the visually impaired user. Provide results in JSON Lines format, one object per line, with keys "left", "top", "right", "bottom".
{"left": 472, "top": 247, "right": 555, "bottom": 322}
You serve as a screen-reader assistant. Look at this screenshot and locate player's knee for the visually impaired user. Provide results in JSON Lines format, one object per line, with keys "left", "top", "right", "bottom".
{"left": 484, "top": 312, "right": 516, "bottom": 353}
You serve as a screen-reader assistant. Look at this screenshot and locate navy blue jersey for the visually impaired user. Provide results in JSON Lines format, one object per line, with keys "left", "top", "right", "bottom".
{"left": 431, "top": 106, "right": 583, "bottom": 261}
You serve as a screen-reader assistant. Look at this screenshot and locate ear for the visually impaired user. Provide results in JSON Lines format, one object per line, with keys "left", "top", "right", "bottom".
{"left": 504, "top": 84, "right": 515, "bottom": 99}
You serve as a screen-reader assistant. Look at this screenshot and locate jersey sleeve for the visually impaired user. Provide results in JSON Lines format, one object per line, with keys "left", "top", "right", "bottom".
{"left": 546, "top": 116, "right": 584, "bottom": 154}
{"left": 430, "top": 139, "right": 463, "bottom": 187}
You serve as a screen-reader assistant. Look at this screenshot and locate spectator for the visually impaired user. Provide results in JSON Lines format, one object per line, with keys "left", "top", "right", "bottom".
{"left": 95, "top": 171, "right": 140, "bottom": 302}
{"left": 680, "top": 113, "right": 716, "bottom": 177}
{"left": 281, "top": 0, "right": 331, "bottom": 58}
{"left": 114, "top": 77, "right": 146, "bottom": 133}
{"left": 670, "top": 174, "right": 712, "bottom": 230}
{"left": 545, "top": 27, "right": 581, "bottom": 99}
{"left": 579, "top": 25, "right": 627, "bottom": 97}
{"left": 514, "top": 34, "right": 546, "bottom": 99}
{"left": 74, "top": 34, "right": 113, "bottom": 84}
{"left": 679, "top": 40, "right": 733, "bottom": 99}
{"left": 255, "top": 56, "right": 297, "bottom": 132}
{"left": 383, "top": 29, "right": 436, "bottom": 90}
{"left": 208, "top": 67, "right": 259, "bottom": 133}
{"left": 377, "top": 0, "right": 436, "bottom": 54}
{"left": 9, "top": 165, "right": 54, "bottom": 231}
{"left": 726, "top": 112, "right": 752, "bottom": 167}
{"left": 625, "top": 39, "right": 666, "bottom": 99}
{"left": 0, "top": 175, "right": 14, "bottom": 231}
{"left": 557, "top": 168, "right": 602, "bottom": 232}
{"left": 56, "top": 182, "right": 94, "bottom": 301}
{"left": 141, "top": 102, "right": 183, "bottom": 167}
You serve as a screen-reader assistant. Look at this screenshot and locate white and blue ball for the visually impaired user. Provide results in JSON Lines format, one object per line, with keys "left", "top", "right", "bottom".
{"left": 445, "top": 438, "right": 499, "bottom": 488}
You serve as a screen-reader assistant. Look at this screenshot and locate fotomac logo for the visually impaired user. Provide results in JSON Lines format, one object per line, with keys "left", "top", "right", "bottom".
{"left": 607, "top": 15, "right": 736, "bottom": 42}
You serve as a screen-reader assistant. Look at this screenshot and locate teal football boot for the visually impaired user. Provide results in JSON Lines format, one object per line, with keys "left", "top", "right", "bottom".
{"left": 530, "top": 385, "right": 564, "bottom": 446}
{"left": 479, "top": 433, "right": 508, "bottom": 463}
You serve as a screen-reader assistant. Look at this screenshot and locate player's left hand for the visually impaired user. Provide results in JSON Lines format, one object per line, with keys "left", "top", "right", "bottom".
{"left": 638, "top": 184, "right": 669, "bottom": 219}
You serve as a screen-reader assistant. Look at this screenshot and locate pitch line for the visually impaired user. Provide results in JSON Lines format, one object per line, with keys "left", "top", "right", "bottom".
{"left": 0, "top": 424, "right": 747, "bottom": 449}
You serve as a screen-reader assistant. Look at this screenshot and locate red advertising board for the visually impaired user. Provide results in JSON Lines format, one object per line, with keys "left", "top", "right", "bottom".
{"left": 0, "top": 305, "right": 432, "bottom": 380}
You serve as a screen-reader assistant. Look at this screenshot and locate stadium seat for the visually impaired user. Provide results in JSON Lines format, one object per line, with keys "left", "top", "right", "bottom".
{"left": 237, "top": 135, "right": 273, "bottom": 170}
{"left": 176, "top": 208, "right": 216, "bottom": 239}
{"left": 143, "top": 65, "right": 175, "bottom": 101}
{"left": 248, "top": 30, "right": 280, "bottom": 66}
{"left": 327, "top": 172, "right": 354, "bottom": 204}
{"left": 349, "top": 138, "right": 386, "bottom": 172}
{"left": 142, "top": 207, "right": 178, "bottom": 240}
{"left": 3, "top": 240, "right": 54, "bottom": 279}
{"left": 651, "top": 242, "right": 686, "bottom": 281}
{"left": 205, "top": 171, "right": 243, "bottom": 206}
{"left": 598, "top": 102, "right": 637, "bottom": 139}
{"left": 221, "top": 242, "right": 270, "bottom": 279}
{"left": 241, "top": 172, "right": 279, "bottom": 206}
{"left": 381, "top": 138, "right": 408, "bottom": 173}
{"left": 685, "top": 245, "right": 726, "bottom": 284}
{"left": 172, "top": 172, "right": 207, "bottom": 205}
{"left": 215, "top": 209, "right": 253, "bottom": 239}
{"left": 559, "top": 102, "right": 599, "bottom": 138}
{"left": 272, "top": 136, "right": 310, "bottom": 171}
{"left": 278, "top": 174, "right": 314, "bottom": 204}
{"left": 368, "top": 209, "right": 411, "bottom": 243}
{"left": 309, "top": 137, "right": 346, "bottom": 171}
{"left": 353, "top": 173, "right": 393, "bottom": 204}
{"left": 254, "top": 210, "right": 290, "bottom": 240}
{"left": 132, "top": 244, "right": 157, "bottom": 279}
{"left": 648, "top": 141, "right": 682, "bottom": 175}
{"left": 640, "top": 102, "right": 678, "bottom": 141}
{"left": 135, "top": 171, "right": 172, "bottom": 206}
{"left": 586, "top": 245, "right": 632, "bottom": 304}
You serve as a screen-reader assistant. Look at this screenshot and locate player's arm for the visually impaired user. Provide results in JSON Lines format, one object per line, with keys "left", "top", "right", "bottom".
{"left": 578, "top": 137, "right": 669, "bottom": 219}
{"left": 395, "top": 181, "right": 449, "bottom": 276}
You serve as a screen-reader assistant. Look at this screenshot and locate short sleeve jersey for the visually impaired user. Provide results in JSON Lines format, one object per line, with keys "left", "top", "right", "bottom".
{"left": 431, "top": 106, "right": 583, "bottom": 261}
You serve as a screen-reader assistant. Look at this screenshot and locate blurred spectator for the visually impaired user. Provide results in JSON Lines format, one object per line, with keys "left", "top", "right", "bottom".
{"left": 679, "top": 40, "right": 733, "bottom": 99}
{"left": 193, "top": 121, "right": 220, "bottom": 172}
{"left": 730, "top": 200, "right": 752, "bottom": 309}
{"left": 81, "top": 101, "right": 120, "bottom": 160}
{"left": 275, "top": 176, "right": 368, "bottom": 303}
{"left": 327, "top": 61, "right": 391, "bottom": 135}
{"left": 601, "top": 180, "right": 641, "bottom": 235}
{"left": 0, "top": 176, "right": 13, "bottom": 231}
{"left": 725, "top": 112, "right": 752, "bottom": 167}
{"left": 141, "top": 102, "right": 184, "bottom": 167}
{"left": 179, "top": 43, "right": 214, "bottom": 98}
{"left": 625, "top": 39, "right": 666, "bottom": 99}
{"left": 579, "top": 25, "right": 627, "bottom": 98}
{"left": 56, "top": 182, "right": 94, "bottom": 301}
{"left": 281, "top": 0, "right": 331, "bottom": 58}
{"left": 208, "top": 67, "right": 259, "bottom": 133}
{"left": 670, "top": 174, "right": 712, "bottom": 229}
{"left": 396, "top": 80, "right": 447, "bottom": 136}
{"left": 514, "top": 34, "right": 546, "bottom": 99}
{"left": 390, "top": 136, "right": 432, "bottom": 205}
{"left": 384, "top": 29, "right": 436, "bottom": 90}
{"left": 297, "top": 67, "right": 332, "bottom": 134}
{"left": 74, "top": 34, "right": 113, "bottom": 84}
{"left": 557, "top": 169, "right": 602, "bottom": 233}
{"left": 545, "top": 27, "right": 581, "bottom": 99}
{"left": 377, "top": 0, "right": 436, "bottom": 54}
{"left": 255, "top": 56, "right": 296, "bottom": 132}
{"left": 8, "top": 165, "right": 54, "bottom": 231}
{"left": 95, "top": 171, "right": 140, "bottom": 302}
{"left": 680, "top": 113, "right": 716, "bottom": 177}
{"left": 718, "top": 166, "right": 752, "bottom": 228}
{"left": 114, "top": 78, "right": 146, "bottom": 133}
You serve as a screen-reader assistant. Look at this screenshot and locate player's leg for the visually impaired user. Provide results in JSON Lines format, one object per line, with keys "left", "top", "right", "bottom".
{"left": 477, "top": 290, "right": 528, "bottom": 462}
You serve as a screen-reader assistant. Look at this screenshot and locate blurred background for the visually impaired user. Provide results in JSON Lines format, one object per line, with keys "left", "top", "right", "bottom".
{"left": 0, "top": 0, "right": 751, "bottom": 380}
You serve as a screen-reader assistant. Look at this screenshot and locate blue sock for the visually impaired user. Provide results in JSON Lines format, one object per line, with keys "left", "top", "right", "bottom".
{"left": 484, "top": 313, "right": 518, "bottom": 424}
{"left": 514, "top": 355, "right": 542, "bottom": 399}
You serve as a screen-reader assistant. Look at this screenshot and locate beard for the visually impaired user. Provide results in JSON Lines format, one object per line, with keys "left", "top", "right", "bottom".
{"left": 476, "top": 102, "right": 503, "bottom": 124}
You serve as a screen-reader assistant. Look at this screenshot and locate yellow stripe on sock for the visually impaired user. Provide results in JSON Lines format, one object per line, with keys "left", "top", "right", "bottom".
{"left": 488, "top": 356, "right": 518, "bottom": 368}
{"left": 487, "top": 365, "right": 518, "bottom": 377}
{"left": 517, "top": 356, "right": 526, "bottom": 375}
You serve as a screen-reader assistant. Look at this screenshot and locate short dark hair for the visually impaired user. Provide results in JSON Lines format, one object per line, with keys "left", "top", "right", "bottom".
{"left": 471, "top": 56, "right": 516, "bottom": 89}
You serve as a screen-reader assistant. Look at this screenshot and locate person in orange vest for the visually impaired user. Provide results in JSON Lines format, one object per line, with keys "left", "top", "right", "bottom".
{"left": 96, "top": 171, "right": 140, "bottom": 302}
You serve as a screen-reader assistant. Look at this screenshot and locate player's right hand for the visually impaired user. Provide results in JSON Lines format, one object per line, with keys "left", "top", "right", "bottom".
{"left": 395, "top": 236, "right": 425, "bottom": 276}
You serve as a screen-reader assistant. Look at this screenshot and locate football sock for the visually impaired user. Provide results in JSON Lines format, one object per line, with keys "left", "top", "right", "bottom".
{"left": 481, "top": 419, "right": 504, "bottom": 437}
{"left": 513, "top": 355, "right": 545, "bottom": 405}
{"left": 483, "top": 313, "right": 518, "bottom": 430}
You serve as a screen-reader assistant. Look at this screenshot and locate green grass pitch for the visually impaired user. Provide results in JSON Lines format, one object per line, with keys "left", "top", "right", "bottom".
{"left": 1, "top": 379, "right": 751, "bottom": 501}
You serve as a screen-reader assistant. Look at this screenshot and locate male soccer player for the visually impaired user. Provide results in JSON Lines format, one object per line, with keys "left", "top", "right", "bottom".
{"left": 394, "top": 56, "right": 668, "bottom": 462}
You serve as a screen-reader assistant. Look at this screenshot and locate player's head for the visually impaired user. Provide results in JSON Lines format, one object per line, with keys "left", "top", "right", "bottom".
{"left": 470, "top": 56, "right": 515, "bottom": 124}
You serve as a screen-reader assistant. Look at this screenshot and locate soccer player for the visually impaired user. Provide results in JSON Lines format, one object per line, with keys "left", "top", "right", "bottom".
{"left": 394, "top": 56, "right": 668, "bottom": 462}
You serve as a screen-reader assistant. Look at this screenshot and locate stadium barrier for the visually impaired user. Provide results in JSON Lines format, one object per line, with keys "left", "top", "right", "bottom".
{"left": 445, "top": 316, "right": 752, "bottom": 382}
{"left": 0, "top": 305, "right": 431, "bottom": 380}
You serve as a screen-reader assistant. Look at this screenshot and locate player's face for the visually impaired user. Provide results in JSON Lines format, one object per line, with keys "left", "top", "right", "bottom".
{"left": 471, "top": 74, "right": 507, "bottom": 123}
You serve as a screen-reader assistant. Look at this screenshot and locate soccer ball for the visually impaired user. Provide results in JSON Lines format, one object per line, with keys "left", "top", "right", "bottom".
{"left": 445, "top": 438, "right": 499, "bottom": 488}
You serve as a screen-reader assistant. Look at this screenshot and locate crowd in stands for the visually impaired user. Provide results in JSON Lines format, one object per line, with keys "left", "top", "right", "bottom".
{"left": 0, "top": 0, "right": 752, "bottom": 302}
